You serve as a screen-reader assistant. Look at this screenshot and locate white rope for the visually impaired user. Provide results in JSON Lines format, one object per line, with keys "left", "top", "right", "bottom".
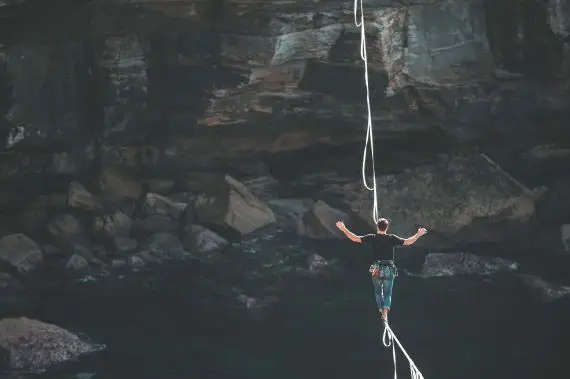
{"left": 354, "top": 0, "right": 379, "bottom": 224}
{"left": 354, "top": 2, "right": 426, "bottom": 378}
{"left": 383, "top": 323, "right": 425, "bottom": 379}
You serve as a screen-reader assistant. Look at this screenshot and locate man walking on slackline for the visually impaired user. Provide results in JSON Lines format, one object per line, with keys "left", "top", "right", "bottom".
{"left": 336, "top": 218, "right": 427, "bottom": 323}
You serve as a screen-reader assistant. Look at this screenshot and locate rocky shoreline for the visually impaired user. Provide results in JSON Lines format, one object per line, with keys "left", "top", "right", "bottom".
{"left": 0, "top": 146, "right": 569, "bottom": 374}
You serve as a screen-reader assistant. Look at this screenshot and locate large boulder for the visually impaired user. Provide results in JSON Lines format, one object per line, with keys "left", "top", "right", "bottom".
{"left": 350, "top": 154, "right": 536, "bottom": 246}
{"left": 142, "top": 193, "right": 187, "bottom": 220}
{"left": 0, "top": 234, "right": 43, "bottom": 273}
{"left": 516, "top": 274, "right": 570, "bottom": 302}
{"left": 298, "top": 200, "right": 348, "bottom": 239}
{"left": 0, "top": 317, "right": 97, "bottom": 372}
{"left": 420, "top": 252, "right": 518, "bottom": 277}
{"left": 67, "top": 181, "right": 103, "bottom": 211}
{"left": 268, "top": 198, "right": 314, "bottom": 229}
{"left": 93, "top": 211, "right": 132, "bottom": 239}
{"left": 98, "top": 166, "right": 143, "bottom": 202}
{"left": 46, "top": 213, "right": 86, "bottom": 246}
{"left": 144, "top": 232, "right": 184, "bottom": 253}
{"left": 194, "top": 175, "right": 276, "bottom": 235}
{"left": 183, "top": 225, "right": 229, "bottom": 254}
{"left": 133, "top": 215, "right": 179, "bottom": 234}
{"left": 140, "top": 232, "right": 187, "bottom": 262}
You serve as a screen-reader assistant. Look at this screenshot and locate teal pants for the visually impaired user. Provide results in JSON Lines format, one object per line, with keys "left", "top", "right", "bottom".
{"left": 371, "top": 265, "right": 395, "bottom": 310}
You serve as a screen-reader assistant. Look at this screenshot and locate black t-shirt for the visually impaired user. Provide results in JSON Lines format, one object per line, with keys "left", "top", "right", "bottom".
{"left": 361, "top": 233, "right": 405, "bottom": 262}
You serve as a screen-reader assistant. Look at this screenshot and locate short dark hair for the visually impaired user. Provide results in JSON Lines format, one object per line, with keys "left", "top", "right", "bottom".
{"left": 376, "top": 218, "right": 389, "bottom": 232}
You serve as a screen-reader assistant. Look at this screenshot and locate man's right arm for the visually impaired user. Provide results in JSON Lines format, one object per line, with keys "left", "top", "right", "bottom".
{"left": 336, "top": 221, "right": 365, "bottom": 243}
{"left": 401, "top": 227, "right": 427, "bottom": 246}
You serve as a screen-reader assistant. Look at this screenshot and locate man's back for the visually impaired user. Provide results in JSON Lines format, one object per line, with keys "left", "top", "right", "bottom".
{"left": 362, "top": 233, "right": 404, "bottom": 261}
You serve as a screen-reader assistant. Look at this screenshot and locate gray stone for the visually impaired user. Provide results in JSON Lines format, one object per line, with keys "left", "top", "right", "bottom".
{"left": 66, "top": 255, "right": 90, "bottom": 271}
{"left": 67, "top": 181, "right": 103, "bottom": 211}
{"left": 133, "top": 215, "right": 179, "bottom": 234}
{"left": 517, "top": 274, "right": 570, "bottom": 302}
{"left": 113, "top": 237, "right": 138, "bottom": 254}
{"left": 298, "top": 200, "right": 348, "bottom": 239}
{"left": 0, "top": 234, "right": 43, "bottom": 273}
{"left": 184, "top": 225, "right": 229, "bottom": 253}
{"left": 142, "top": 192, "right": 187, "bottom": 220}
{"left": 194, "top": 175, "right": 276, "bottom": 236}
{"left": 352, "top": 154, "right": 536, "bottom": 246}
{"left": 421, "top": 252, "right": 518, "bottom": 277}
{"left": 0, "top": 317, "right": 97, "bottom": 372}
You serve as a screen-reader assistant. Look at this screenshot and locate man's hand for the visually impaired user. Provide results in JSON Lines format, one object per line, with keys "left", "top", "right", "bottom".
{"left": 336, "top": 221, "right": 362, "bottom": 243}
{"left": 402, "top": 227, "right": 427, "bottom": 246}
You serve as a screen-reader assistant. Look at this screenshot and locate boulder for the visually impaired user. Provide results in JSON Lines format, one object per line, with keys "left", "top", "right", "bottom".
{"left": 98, "top": 166, "right": 143, "bottom": 202}
{"left": 143, "top": 232, "right": 184, "bottom": 256}
{"left": 17, "top": 207, "right": 48, "bottom": 235}
{"left": 142, "top": 192, "right": 187, "bottom": 220}
{"left": 0, "top": 317, "right": 96, "bottom": 372}
{"left": 94, "top": 211, "right": 132, "bottom": 239}
{"left": 184, "top": 225, "right": 229, "bottom": 254}
{"left": 194, "top": 175, "right": 276, "bottom": 235}
{"left": 70, "top": 244, "right": 98, "bottom": 263}
{"left": 0, "top": 234, "right": 43, "bottom": 273}
{"left": 516, "top": 274, "right": 570, "bottom": 302}
{"left": 65, "top": 255, "right": 90, "bottom": 272}
{"left": 133, "top": 215, "right": 179, "bottom": 234}
{"left": 351, "top": 154, "right": 536, "bottom": 246}
{"left": 298, "top": 200, "right": 347, "bottom": 239}
{"left": 113, "top": 237, "right": 138, "bottom": 254}
{"left": 67, "top": 181, "right": 103, "bottom": 211}
{"left": 46, "top": 213, "right": 85, "bottom": 246}
{"left": 268, "top": 198, "right": 314, "bottom": 228}
{"left": 241, "top": 175, "right": 280, "bottom": 201}
{"left": 127, "top": 255, "right": 146, "bottom": 270}
{"left": 420, "top": 252, "right": 518, "bottom": 277}
{"left": 307, "top": 254, "right": 332, "bottom": 275}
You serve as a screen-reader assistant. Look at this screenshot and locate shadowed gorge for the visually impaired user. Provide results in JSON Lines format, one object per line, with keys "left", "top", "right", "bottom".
{"left": 0, "top": 0, "right": 569, "bottom": 378}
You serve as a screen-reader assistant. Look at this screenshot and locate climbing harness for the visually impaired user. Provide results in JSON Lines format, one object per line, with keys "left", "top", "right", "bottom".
{"left": 369, "top": 260, "right": 398, "bottom": 278}
{"left": 354, "top": 1, "right": 426, "bottom": 378}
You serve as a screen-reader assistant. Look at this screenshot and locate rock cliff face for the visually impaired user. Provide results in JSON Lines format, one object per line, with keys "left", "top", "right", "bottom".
{"left": 0, "top": 0, "right": 569, "bottom": 252}
{"left": 1, "top": 0, "right": 570, "bottom": 177}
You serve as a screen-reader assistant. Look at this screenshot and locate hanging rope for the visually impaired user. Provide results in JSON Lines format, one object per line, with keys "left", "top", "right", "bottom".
{"left": 354, "top": 1, "right": 426, "bottom": 379}
{"left": 354, "top": 0, "right": 379, "bottom": 224}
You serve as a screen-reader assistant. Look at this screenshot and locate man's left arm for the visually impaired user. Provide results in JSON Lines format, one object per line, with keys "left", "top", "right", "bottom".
{"left": 395, "top": 228, "right": 427, "bottom": 246}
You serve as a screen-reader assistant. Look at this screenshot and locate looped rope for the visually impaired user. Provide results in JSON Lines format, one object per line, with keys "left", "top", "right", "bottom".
{"left": 354, "top": 0, "right": 379, "bottom": 224}
{"left": 383, "top": 323, "right": 425, "bottom": 379}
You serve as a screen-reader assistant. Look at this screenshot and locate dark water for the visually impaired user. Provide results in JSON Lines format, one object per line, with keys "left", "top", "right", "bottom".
{"left": 27, "top": 237, "right": 569, "bottom": 379}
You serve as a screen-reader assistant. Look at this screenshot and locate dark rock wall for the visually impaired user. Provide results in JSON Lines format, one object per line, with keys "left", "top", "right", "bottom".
{"left": 0, "top": 0, "right": 569, "bottom": 179}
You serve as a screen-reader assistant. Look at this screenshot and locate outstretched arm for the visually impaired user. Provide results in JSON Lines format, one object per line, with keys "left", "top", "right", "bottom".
{"left": 401, "top": 227, "right": 427, "bottom": 246}
{"left": 336, "top": 221, "right": 364, "bottom": 243}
